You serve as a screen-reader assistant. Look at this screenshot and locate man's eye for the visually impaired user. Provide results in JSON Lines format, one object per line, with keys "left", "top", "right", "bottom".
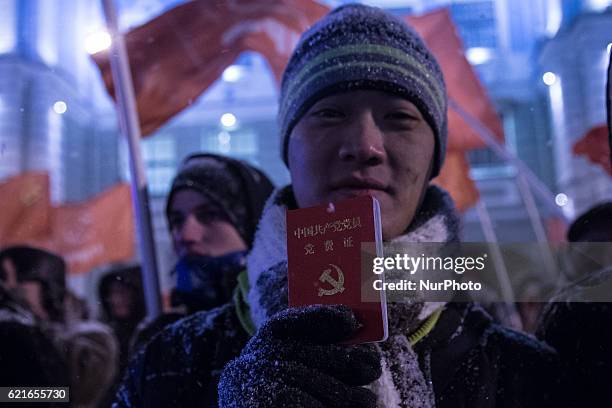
{"left": 194, "top": 208, "right": 225, "bottom": 224}
{"left": 310, "top": 108, "right": 345, "bottom": 119}
{"left": 385, "top": 111, "right": 418, "bottom": 121}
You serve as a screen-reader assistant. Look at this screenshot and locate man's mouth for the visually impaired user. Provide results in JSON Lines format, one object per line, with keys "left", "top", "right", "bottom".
{"left": 329, "top": 177, "right": 390, "bottom": 198}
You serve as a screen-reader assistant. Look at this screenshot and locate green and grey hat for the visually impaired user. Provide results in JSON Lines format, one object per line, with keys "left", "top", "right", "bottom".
{"left": 278, "top": 3, "right": 448, "bottom": 178}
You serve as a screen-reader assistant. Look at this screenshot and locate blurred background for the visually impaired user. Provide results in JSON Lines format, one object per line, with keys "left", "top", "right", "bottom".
{"left": 0, "top": 0, "right": 611, "bottom": 305}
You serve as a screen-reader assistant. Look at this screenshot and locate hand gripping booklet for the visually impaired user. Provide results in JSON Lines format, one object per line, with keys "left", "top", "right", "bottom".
{"left": 286, "top": 195, "right": 388, "bottom": 344}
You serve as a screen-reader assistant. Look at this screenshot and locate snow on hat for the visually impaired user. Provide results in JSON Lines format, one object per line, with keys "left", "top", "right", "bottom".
{"left": 278, "top": 3, "right": 448, "bottom": 178}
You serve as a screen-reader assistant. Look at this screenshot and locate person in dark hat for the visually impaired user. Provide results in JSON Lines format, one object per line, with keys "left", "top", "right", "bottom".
{"left": 165, "top": 153, "right": 274, "bottom": 313}
{"left": 0, "top": 245, "right": 66, "bottom": 322}
{"left": 115, "top": 5, "right": 563, "bottom": 407}
{"left": 98, "top": 264, "right": 146, "bottom": 370}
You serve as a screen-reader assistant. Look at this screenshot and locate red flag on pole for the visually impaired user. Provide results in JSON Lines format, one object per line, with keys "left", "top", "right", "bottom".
{"left": 0, "top": 172, "right": 51, "bottom": 245}
{"left": 572, "top": 125, "right": 612, "bottom": 176}
{"left": 48, "top": 183, "right": 135, "bottom": 274}
{"left": 407, "top": 8, "right": 504, "bottom": 151}
{"left": 92, "top": 0, "right": 328, "bottom": 136}
{"left": 92, "top": 3, "right": 500, "bottom": 211}
{"left": 408, "top": 8, "right": 503, "bottom": 211}
{"left": 26, "top": 184, "right": 136, "bottom": 274}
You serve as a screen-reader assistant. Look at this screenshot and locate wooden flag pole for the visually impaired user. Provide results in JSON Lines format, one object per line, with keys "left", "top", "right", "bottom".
{"left": 101, "top": 0, "right": 162, "bottom": 320}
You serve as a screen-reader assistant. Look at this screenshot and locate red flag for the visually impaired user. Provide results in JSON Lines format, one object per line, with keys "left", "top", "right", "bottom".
{"left": 93, "top": 4, "right": 497, "bottom": 211}
{"left": 408, "top": 9, "right": 505, "bottom": 211}
{"left": 92, "top": 0, "right": 328, "bottom": 136}
{"left": 572, "top": 125, "right": 612, "bottom": 176}
{"left": 0, "top": 172, "right": 51, "bottom": 245}
{"left": 545, "top": 216, "right": 568, "bottom": 243}
{"left": 407, "top": 8, "right": 504, "bottom": 151}
{"left": 28, "top": 184, "right": 135, "bottom": 274}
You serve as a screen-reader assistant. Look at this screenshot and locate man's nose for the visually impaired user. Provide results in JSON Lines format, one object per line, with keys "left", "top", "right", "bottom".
{"left": 337, "top": 112, "right": 385, "bottom": 165}
{"left": 177, "top": 214, "right": 205, "bottom": 243}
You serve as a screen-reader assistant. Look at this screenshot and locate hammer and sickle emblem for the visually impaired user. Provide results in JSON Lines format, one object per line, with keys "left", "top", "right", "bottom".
{"left": 318, "top": 264, "right": 345, "bottom": 297}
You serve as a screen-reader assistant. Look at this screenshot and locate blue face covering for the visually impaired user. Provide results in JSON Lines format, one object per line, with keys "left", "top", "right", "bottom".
{"left": 172, "top": 251, "right": 248, "bottom": 312}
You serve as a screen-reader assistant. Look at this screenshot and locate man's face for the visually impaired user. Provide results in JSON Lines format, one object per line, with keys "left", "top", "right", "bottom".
{"left": 168, "top": 189, "right": 247, "bottom": 258}
{"left": 288, "top": 90, "right": 435, "bottom": 240}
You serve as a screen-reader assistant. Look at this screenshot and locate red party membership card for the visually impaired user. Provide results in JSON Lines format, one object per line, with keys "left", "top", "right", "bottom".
{"left": 287, "top": 195, "right": 388, "bottom": 344}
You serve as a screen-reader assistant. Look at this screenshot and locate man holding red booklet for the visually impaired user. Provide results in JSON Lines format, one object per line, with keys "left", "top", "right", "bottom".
{"left": 115, "top": 4, "right": 564, "bottom": 407}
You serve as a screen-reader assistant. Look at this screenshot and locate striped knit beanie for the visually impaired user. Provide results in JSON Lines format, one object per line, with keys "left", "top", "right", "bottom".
{"left": 279, "top": 3, "right": 448, "bottom": 178}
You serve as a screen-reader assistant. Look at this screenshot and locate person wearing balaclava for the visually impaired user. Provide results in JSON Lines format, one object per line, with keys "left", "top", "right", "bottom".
{"left": 114, "top": 5, "right": 564, "bottom": 407}
{"left": 165, "top": 153, "right": 274, "bottom": 313}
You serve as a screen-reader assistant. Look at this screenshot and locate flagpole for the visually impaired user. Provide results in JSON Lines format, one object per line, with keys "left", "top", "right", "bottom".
{"left": 607, "top": 49, "right": 611, "bottom": 166}
{"left": 101, "top": 0, "right": 162, "bottom": 320}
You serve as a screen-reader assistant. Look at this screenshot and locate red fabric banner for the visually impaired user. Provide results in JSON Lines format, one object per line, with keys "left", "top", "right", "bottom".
{"left": 407, "top": 8, "right": 504, "bottom": 151}
{"left": 93, "top": 3, "right": 503, "bottom": 211}
{"left": 33, "top": 184, "right": 135, "bottom": 274}
{"left": 92, "top": 0, "right": 328, "bottom": 136}
{"left": 0, "top": 172, "right": 51, "bottom": 245}
{"left": 572, "top": 125, "right": 611, "bottom": 176}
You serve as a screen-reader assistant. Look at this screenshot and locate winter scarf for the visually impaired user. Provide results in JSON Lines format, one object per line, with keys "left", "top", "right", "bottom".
{"left": 246, "top": 184, "right": 459, "bottom": 407}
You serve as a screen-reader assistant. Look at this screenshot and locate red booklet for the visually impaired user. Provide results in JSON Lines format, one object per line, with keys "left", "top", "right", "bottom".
{"left": 287, "top": 196, "right": 387, "bottom": 344}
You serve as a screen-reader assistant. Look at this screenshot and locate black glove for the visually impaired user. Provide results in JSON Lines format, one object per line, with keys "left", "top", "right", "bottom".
{"left": 218, "top": 305, "right": 382, "bottom": 407}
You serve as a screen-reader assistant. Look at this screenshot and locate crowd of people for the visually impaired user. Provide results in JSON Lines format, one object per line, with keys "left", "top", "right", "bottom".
{"left": 0, "top": 153, "right": 275, "bottom": 407}
{"left": 1, "top": 3, "right": 611, "bottom": 407}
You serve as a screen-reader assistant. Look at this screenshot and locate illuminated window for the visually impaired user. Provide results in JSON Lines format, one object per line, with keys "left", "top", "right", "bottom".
{"left": 201, "top": 128, "right": 258, "bottom": 161}
{"left": 450, "top": 1, "right": 498, "bottom": 49}
{"left": 143, "top": 136, "right": 176, "bottom": 196}
{"left": 0, "top": 0, "right": 16, "bottom": 54}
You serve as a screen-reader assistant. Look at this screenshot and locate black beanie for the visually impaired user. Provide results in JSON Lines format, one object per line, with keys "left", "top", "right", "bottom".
{"left": 165, "top": 154, "right": 274, "bottom": 248}
{"left": 0, "top": 245, "right": 66, "bottom": 322}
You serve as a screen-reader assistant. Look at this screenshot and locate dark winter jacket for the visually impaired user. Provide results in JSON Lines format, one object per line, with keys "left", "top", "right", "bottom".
{"left": 0, "top": 285, "right": 70, "bottom": 398}
{"left": 114, "top": 186, "right": 564, "bottom": 407}
{"left": 537, "top": 266, "right": 612, "bottom": 408}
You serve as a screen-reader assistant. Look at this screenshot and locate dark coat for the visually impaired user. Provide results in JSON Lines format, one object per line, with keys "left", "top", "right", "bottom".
{"left": 113, "top": 302, "right": 563, "bottom": 407}
{"left": 536, "top": 267, "right": 612, "bottom": 407}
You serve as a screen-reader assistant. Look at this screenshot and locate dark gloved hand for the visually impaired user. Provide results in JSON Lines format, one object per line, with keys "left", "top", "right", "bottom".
{"left": 218, "top": 305, "right": 382, "bottom": 408}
